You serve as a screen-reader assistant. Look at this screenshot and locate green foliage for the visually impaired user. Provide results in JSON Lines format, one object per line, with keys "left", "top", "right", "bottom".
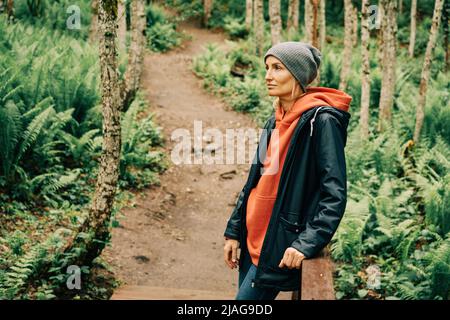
{"left": 13, "top": 0, "right": 92, "bottom": 39}
{"left": 145, "top": 4, "right": 184, "bottom": 53}
{"left": 146, "top": 3, "right": 168, "bottom": 28}
{"left": 147, "top": 22, "right": 182, "bottom": 52}
{"left": 164, "top": 0, "right": 203, "bottom": 22}
{"left": 222, "top": 16, "right": 249, "bottom": 40}
{"left": 119, "top": 93, "right": 167, "bottom": 189}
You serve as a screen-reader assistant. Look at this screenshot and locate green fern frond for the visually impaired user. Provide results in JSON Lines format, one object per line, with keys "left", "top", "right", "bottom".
{"left": 121, "top": 99, "right": 140, "bottom": 151}
{"left": 16, "top": 106, "right": 55, "bottom": 163}
{"left": 44, "top": 169, "right": 81, "bottom": 193}
{"left": 22, "top": 97, "right": 54, "bottom": 122}
{"left": 0, "top": 100, "right": 22, "bottom": 177}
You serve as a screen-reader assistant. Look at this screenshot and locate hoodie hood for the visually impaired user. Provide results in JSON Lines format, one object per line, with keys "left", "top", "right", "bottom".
{"left": 275, "top": 86, "right": 352, "bottom": 125}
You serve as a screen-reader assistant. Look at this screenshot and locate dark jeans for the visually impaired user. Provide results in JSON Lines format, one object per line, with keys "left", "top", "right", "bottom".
{"left": 235, "top": 249, "right": 279, "bottom": 300}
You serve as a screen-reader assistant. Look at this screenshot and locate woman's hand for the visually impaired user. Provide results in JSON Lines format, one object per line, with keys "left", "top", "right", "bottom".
{"left": 224, "top": 238, "right": 240, "bottom": 269}
{"left": 279, "top": 247, "right": 305, "bottom": 269}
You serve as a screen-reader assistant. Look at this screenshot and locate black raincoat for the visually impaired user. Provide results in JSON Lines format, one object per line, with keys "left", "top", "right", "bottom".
{"left": 224, "top": 106, "right": 351, "bottom": 291}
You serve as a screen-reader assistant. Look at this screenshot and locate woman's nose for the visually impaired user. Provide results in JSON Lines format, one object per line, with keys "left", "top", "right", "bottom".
{"left": 265, "top": 70, "right": 272, "bottom": 81}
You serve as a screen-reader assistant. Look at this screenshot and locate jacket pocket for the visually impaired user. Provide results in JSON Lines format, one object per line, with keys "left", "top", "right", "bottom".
{"left": 279, "top": 216, "right": 305, "bottom": 234}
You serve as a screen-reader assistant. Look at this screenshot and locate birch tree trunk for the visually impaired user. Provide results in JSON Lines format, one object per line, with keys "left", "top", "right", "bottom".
{"left": 117, "top": 0, "right": 127, "bottom": 51}
{"left": 413, "top": 0, "right": 445, "bottom": 142}
{"left": 319, "top": 0, "right": 326, "bottom": 50}
{"left": 246, "top": 0, "right": 253, "bottom": 30}
{"left": 444, "top": 0, "right": 449, "bottom": 72}
{"left": 311, "top": 0, "right": 319, "bottom": 48}
{"left": 203, "top": 0, "right": 213, "bottom": 27}
{"left": 121, "top": 0, "right": 146, "bottom": 111}
{"left": 255, "top": 0, "right": 264, "bottom": 56}
{"left": 360, "top": 0, "right": 371, "bottom": 139}
{"left": 89, "top": 0, "right": 99, "bottom": 43}
{"left": 287, "top": 0, "right": 300, "bottom": 37}
{"left": 269, "top": 0, "right": 282, "bottom": 45}
{"left": 377, "top": 0, "right": 385, "bottom": 67}
{"left": 409, "top": 0, "right": 417, "bottom": 57}
{"left": 77, "top": 0, "right": 122, "bottom": 265}
{"left": 304, "top": 0, "right": 312, "bottom": 42}
{"left": 339, "top": 0, "right": 354, "bottom": 91}
{"left": 378, "top": 0, "right": 397, "bottom": 132}
{"left": 352, "top": 5, "right": 358, "bottom": 47}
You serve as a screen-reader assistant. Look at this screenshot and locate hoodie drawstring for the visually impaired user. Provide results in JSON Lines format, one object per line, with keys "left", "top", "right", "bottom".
{"left": 310, "top": 107, "right": 323, "bottom": 137}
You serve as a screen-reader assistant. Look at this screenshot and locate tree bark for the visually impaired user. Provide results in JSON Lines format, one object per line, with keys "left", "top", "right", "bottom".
{"left": 6, "top": 0, "right": 13, "bottom": 21}
{"left": 77, "top": 0, "right": 122, "bottom": 265}
{"left": 269, "top": 0, "right": 282, "bottom": 45}
{"left": 121, "top": 0, "right": 146, "bottom": 111}
{"left": 352, "top": 5, "right": 358, "bottom": 47}
{"left": 203, "top": 0, "right": 213, "bottom": 27}
{"left": 444, "top": 0, "right": 449, "bottom": 72}
{"left": 377, "top": 0, "right": 385, "bottom": 67}
{"left": 339, "top": 0, "right": 354, "bottom": 91}
{"left": 319, "top": 0, "right": 326, "bottom": 50}
{"left": 413, "top": 0, "right": 445, "bottom": 142}
{"left": 304, "top": 0, "right": 312, "bottom": 42}
{"left": 378, "top": 0, "right": 397, "bottom": 132}
{"left": 255, "top": 0, "right": 264, "bottom": 56}
{"left": 117, "top": 0, "right": 127, "bottom": 51}
{"left": 311, "top": 0, "right": 319, "bottom": 48}
{"left": 409, "top": 0, "right": 417, "bottom": 57}
{"left": 287, "top": 0, "right": 300, "bottom": 37}
{"left": 89, "top": 0, "right": 99, "bottom": 43}
{"left": 246, "top": 0, "right": 253, "bottom": 30}
{"left": 360, "top": 0, "right": 371, "bottom": 139}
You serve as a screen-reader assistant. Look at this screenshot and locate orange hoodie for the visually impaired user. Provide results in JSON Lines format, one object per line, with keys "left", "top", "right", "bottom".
{"left": 246, "top": 87, "right": 352, "bottom": 266}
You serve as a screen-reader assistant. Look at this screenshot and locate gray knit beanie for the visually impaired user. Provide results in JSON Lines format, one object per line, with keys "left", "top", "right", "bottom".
{"left": 264, "top": 42, "right": 322, "bottom": 93}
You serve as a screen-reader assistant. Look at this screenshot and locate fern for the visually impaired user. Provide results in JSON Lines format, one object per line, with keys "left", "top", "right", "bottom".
{"left": 0, "top": 100, "right": 22, "bottom": 177}
{"left": 43, "top": 169, "right": 81, "bottom": 194}
{"left": 16, "top": 106, "right": 55, "bottom": 163}
{"left": 121, "top": 99, "right": 140, "bottom": 153}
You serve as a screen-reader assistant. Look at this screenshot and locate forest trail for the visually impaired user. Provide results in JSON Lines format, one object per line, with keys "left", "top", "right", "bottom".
{"left": 103, "top": 18, "right": 293, "bottom": 300}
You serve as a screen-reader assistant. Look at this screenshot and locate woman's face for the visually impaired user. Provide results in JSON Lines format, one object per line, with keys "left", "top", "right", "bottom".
{"left": 265, "top": 56, "right": 299, "bottom": 98}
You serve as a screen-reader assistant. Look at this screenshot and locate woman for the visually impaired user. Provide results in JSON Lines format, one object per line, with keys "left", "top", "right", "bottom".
{"left": 223, "top": 42, "right": 352, "bottom": 300}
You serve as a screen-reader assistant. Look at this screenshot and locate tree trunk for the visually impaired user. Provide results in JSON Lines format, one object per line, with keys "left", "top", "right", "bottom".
{"left": 378, "top": 0, "right": 397, "bottom": 132}
{"left": 6, "top": 0, "right": 13, "bottom": 21}
{"left": 352, "top": 5, "right": 358, "bottom": 47}
{"left": 269, "top": 0, "right": 282, "bottom": 45}
{"left": 117, "top": 0, "right": 127, "bottom": 51}
{"left": 311, "top": 0, "right": 319, "bottom": 48}
{"left": 413, "top": 0, "right": 445, "bottom": 142}
{"left": 287, "top": 0, "right": 300, "bottom": 37}
{"left": 399, "top": 0, "right": 403, "bottom": 14}
{"left": 377, "top": 0, "right": 385, "bottom": 67}
{"left": 409, "top": 0, "right": 417, "bottom": 57}
{"left": 444, "top": 0, "right": 449, "bottom": 72}
{"left": 339, "top": 0, "right": 354, "bottom": 91}
{"left": 319, "top": 0, "right": 326, "bottom": 50}
{"left": 203, "top": 0, "right": 213, "bottom": 27}
{"left": 360, "top": 0, "right": 371, "bottom": 139}
{"left": 76, "top": 0, "right": 122, "bottom": 265}
{"left": 89, "top": 0, "right": 99, "bottom": 43}
{"left": 255, "top": 0, "right": 264, "bottom": 56}
{"left": 121, "top": 0, "right": 146, "bottom": 111}
{"left": 246, "top": 0, "right": 253, "bottom": 30}
{"left": 304, "top": 0, "right": 312, "bottom": 42}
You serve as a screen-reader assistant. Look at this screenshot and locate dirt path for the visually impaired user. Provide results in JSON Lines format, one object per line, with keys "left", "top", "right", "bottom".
{"left": 102, "top": 19, "right": 259, "bottom": 296}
